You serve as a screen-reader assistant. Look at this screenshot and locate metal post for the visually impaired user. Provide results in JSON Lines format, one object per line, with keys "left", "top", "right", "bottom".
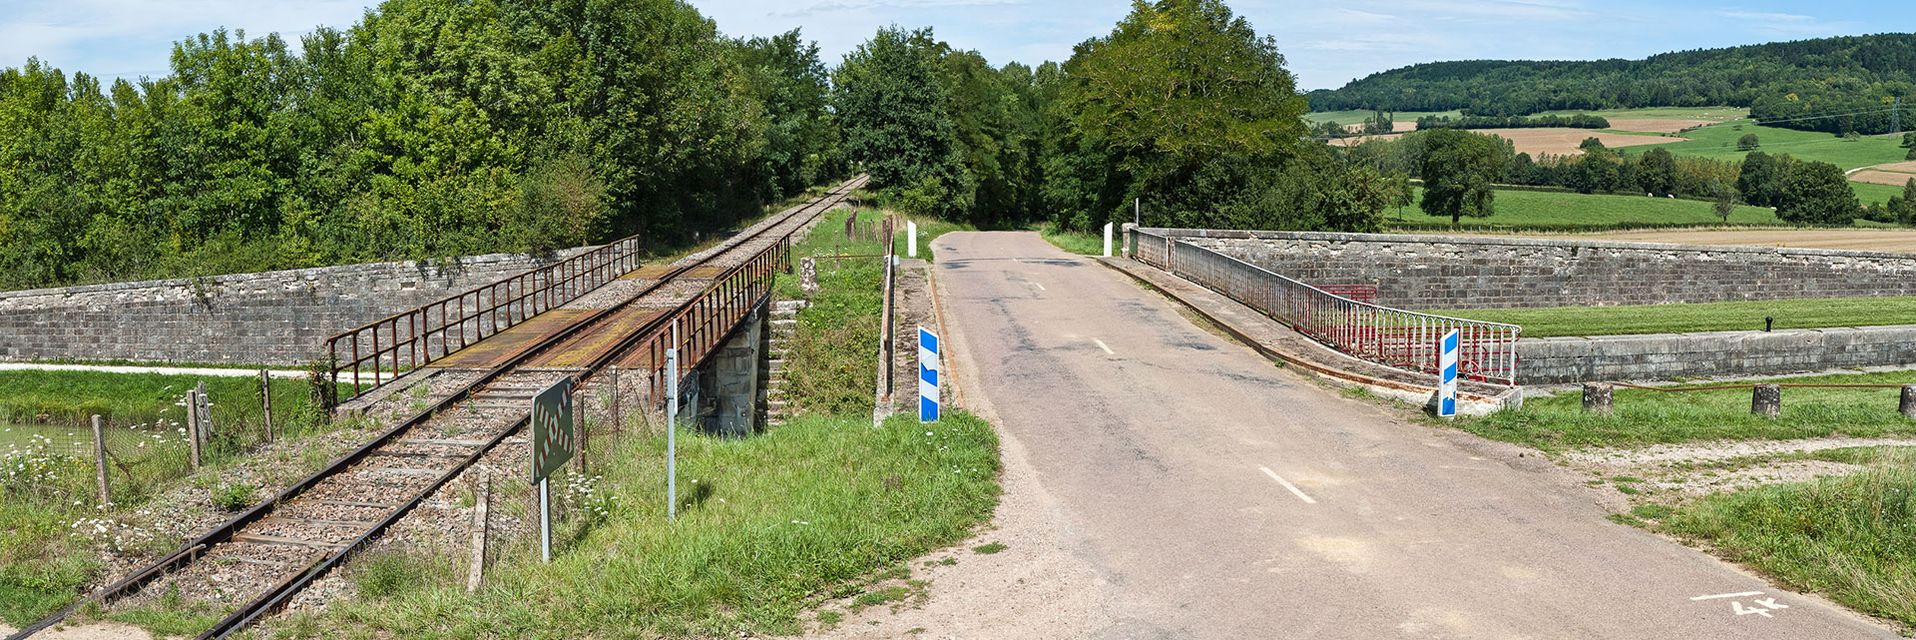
{"left": 186, "top": 389, "right": 203, "bottom": 469}
{"left": 91, "top": 414, "right": 110, "bottom": 506}
{"left": 666, "top": 345, "right": 680, "bottom": 522}
{"left": 538, "top": 477, "right": 551, "bottom": 563}
{"left": 259, "top": 370, "right": 274, "bottom": 443}
{"left": 610, "top": 366, "right": 623, "bottom": 433}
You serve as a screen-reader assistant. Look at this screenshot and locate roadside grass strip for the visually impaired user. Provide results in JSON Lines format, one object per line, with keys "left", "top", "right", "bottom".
{"left": 1037, "top": 223, "right": 1106, "bottom": 256}
{"left": 279, "top": 404, "right": 999, "bottom": 638}
{"left": 1659, "top": 466, "right": 1916, "bottom": 631}
{"left": 1388, "top": 187, "right": 1784, "bottom": 230}
{"left": 1460, "top": 371, "right": 1916, "bottom": 450}
{"left": 1437, "top": 296, "right": 1916, "bottom": 338}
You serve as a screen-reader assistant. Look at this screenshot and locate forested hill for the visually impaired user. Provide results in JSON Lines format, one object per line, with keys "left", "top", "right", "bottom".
{"left": 1307, "top": 34, "right": 1916, "bottom": 133}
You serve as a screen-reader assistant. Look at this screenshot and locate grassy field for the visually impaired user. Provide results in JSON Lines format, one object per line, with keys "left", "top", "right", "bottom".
{"left": 1438, "top": 296, "right": 1916, "bottom": 337}
{"left": 0, "top": 369, "right": 310, "bottom": 426}
{"left": 1660, "top": 460, "right": 1916, "bottom": 630}
{"left": 1539, "top": 106, "right": 1750, "bottom": 122}
{"left": 1304, "top": 109, "right": 1458, "bottom": 126}
{"left": 1658, "top": 122, "right": 1906, "bottom": 170}
{"left": 1457, "top": 371, "right": 1916, "bottom": 450}
{"left": 1038, "top": 223, "right": 1105, "bottom": 255}
{"left": 267, "top": 205, "right": 1004, "bottom": 638}
{"left": 1390, "top": 186, "right": 1784, "bottom": 230}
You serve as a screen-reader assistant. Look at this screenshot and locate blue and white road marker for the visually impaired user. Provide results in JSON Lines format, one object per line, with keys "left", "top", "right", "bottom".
{"left": 919, "top": 326, "right": 941, "bottom": 422}
{"left": 1436, "top": 329, "right": 1459, "bottom": 418}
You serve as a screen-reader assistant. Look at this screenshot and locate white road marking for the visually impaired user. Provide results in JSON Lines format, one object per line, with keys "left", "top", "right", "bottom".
{"left": 1259, "top": 466, "right": 1318, "bottom": 504}
{"left": 1691, "top": 592, "right": 1765, "bottom": 601}
{"left": 1028, "top": 281, "right": 1047, "bottom": 291}
{"left": 1093, "top": 339, "right": 1114, "bottom": 354}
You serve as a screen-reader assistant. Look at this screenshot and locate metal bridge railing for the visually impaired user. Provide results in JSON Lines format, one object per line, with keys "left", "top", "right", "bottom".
{"left": 324, "top": 235, "right": 644, "bottom": 405}
{"left": 1130, "top": 227, "right": 1521, "bottom": 386}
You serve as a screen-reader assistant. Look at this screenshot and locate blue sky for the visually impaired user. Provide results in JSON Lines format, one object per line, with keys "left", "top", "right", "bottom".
{"left": 2, "top": 0, "right": 1912, "bottom": 90}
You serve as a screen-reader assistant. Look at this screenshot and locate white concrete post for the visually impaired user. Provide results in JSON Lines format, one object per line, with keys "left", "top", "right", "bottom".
{"left": 907, "top": 221, "right": 918, "bottom": 258}
{"left": 1103, "top": 223, "right": 1114, "bottom": 257}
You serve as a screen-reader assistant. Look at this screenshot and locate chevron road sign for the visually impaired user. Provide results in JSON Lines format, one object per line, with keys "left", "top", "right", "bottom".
{"left": 919, "top": 326, "right": 940, "bottom": 422}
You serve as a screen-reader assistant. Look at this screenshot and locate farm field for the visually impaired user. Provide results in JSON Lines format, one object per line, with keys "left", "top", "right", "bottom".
{"left": 1437, "top": 296, "right": 1916, "bottom": 338}
{"left": 1849, "top": 160, "right": 1916, "bottom": 187}
{"left": 1304, "top": 109, "right": 1456, "bottom": 129}
{"left": 1333, "top": 127, "right": 1682, "bottom": 155}
{"left": 1389, "top": 187, "right": 1783, "bottom": 229}
{"left": 1564, "top": 228, "right": 1916, "bottom": 253}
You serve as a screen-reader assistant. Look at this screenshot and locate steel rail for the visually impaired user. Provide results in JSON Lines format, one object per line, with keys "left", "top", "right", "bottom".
{"left": 6, "top": 175, "right": 866, "bottom": 640}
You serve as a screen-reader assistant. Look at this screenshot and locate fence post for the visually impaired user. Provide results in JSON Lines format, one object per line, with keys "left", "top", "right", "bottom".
{"left": 260, "top": 369, "right": 275, "bottom": 443}
{"left": 466, "top": 470, "right": 490, "bottom": 593}
{"left": 610, "top": 366, "right": 623, "bottom": 434}
{"left": 186, "top": 389, "right": 203, "bottom": 469}
{"left": 1581, "top": 383, "right": 1613, "bottom": 416}
{"left": 574, "top": 384, "right": 589, "bottom": 476}
{"left": 1901, "top": 385, "right": 1916, "bottom": 420}
{"left": 91, "top": 414, "right": 110, "bottom": 506}
{"left": 1752, "top": 384, "right": 1781, "bottom": 419}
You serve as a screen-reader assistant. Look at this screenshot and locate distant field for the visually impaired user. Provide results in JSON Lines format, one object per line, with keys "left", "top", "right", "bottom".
{"left": 1391, "top": 187, "right": 1782, "bottom": 228}
{"left": 1303, "top": 109, "right": 1457, "bottom": 127}
{"left": 1659, "top": 122, "right": 1905, "bottom": 170}
{"left": 1538, "top": 106, "right": 1750, "bottom": 122}
{"left": 1437, "top": 296, "right": 1916, "bottom": 337}
{"left": 1567, "top": 228, "right": 1916, "bottom": 253}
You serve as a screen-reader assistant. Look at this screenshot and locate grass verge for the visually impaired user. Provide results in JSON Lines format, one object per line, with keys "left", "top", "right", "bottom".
{"left": 1437, "top": 296, "right": 1916, "bottom": 337}
{"left": 1659, "top": 467, "right": 1916, "bottom": 630}
{"left": 1037, "top": 223, "right": 1105, "bottom": 255}
{"left": 1458, "top": 371, "right": 1916, "bottom": 450}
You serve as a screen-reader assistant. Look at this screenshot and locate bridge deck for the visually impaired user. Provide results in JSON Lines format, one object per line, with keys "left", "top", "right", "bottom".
{"left": 426, "top": 309, "right": 593, "bottom": 369}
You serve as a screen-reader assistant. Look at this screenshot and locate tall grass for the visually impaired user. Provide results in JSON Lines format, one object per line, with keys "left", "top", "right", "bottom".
{"left": 1661, "top": 467, "right": 1916, "bottom": 630}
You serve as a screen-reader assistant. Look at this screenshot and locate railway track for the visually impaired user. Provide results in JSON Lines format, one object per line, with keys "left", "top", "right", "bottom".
{"left": 8, "top": 175, "right": 868, "bottom": 640}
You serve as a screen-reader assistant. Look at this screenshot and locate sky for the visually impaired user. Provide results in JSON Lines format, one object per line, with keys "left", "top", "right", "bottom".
{"left": 2, "top": 0, "right": 1913, "bottom": 90}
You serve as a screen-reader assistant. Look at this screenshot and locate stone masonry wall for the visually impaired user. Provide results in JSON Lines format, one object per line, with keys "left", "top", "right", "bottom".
{"left": 1517, "top": 326, "right": 1916, "bottom": 384}
{"left": 1168, "top": 229, "right": 1916, "bottom": 310}
{"left": 0, "top": 248, "right": 589, "bottom": 366}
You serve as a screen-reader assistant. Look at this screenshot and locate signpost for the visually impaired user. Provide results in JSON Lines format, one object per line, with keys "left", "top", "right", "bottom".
{"left": 530, "top": 377, "right": 575, "bottom": 563}
{"left": 1436, "top": 329, "right": 1459, "bottom": 419}
{"left": 919, "top": 326, "right": 940, "bottom": 422}
{"left": 665, "top": 346, "right": 680, "bottom": 521}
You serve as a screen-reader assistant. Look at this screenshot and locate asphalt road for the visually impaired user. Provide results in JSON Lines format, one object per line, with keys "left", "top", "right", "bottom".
{"left": 921, "top": 231, "right": 1893, "bottom": 639}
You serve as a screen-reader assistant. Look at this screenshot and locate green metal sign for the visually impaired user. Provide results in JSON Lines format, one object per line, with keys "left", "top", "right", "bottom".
{"left": 531, "top": 378, "right": 575, "bottom": 482}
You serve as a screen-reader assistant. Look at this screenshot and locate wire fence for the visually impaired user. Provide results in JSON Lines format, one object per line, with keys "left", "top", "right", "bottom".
{"left": 0, "top": 377, "right": 320, "bottom": 508}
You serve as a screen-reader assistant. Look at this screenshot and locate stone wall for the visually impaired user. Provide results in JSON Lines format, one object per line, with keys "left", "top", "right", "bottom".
{"left": 0, "top": 248, "right": 589, "bottom": 367}
{"left": 1518, "top": 326, "right": 1916, "bottom": 384}
{"left": 1164, "top": 229, "right": 1916, "bottom": 310}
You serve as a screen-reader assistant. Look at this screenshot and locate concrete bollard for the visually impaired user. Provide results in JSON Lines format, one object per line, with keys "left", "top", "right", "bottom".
{"left": 1901, "top": 385, "right": 1916, "bottom": 420}
{"left": 1103, "top": 222, "right": 1114, "bottom": 257}
{"left": 1120, "top": 223, "right": 1136, "bottom": 258}
{"left": 1751, "top": 384, "right": 1781, "bottom": 419}
{"left": 1581, "top": 383, "right": 1613, "bottom": 416}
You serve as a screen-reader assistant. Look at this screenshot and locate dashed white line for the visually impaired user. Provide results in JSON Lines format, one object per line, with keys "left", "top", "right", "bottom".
{"left": 1259, "top": 466, "right": 1318, "bottom": 504}
{"left": 1093, "top": 339, "right": 1114, "bottom": 354}
{"left": 1028, "top": 281, "right": 1047, "bottom": 291}
{"left": 1691, "top": 592, "right": 1765, "bottom": 601}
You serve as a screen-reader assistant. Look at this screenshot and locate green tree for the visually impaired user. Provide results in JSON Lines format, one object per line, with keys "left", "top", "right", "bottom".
{"left": 1737, "top": 133, "right": 1761, "bottom": 151}
{"left": 1050, "top": 0, "right": 1309, "bottom": 229}
{"left": 1709, "top": 180, "right": 1738, "bottom": 224}
{"left": 1636, "top": 147, "right": 1677, "bottom": 196}
{"left": 834, "top": 27, "right": 968, "bottom": 218}
{"left": 736, "top": 29, "right": 839, "bottom": 201}
{"left": 1419, "top": 129, "right": 1507, "bottom": 226}
{"left": 1736, "top": 151, "right": 1788, "bottom": 208}
{"left": 1774, "top": 160, "right": 1859, "bottom": 225}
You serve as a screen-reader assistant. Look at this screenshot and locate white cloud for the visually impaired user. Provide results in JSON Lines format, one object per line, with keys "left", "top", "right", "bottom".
{"left": 0, "top": 0, "right": 372, "bottom": 77}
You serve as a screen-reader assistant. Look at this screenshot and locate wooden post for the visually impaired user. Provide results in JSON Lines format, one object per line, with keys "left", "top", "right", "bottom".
{"left": 260, "top": 369, "right": 275, "bottom": 443}
{"left": 195, "top": 381, "right": 210, "bottom": 445}
{"left": 91, "top": 415, "right": 110, "bottom": 506}
{"left": 1752, "top": 384, "right": 1781, "bottom": 419}
{"left": 186, "top": 389, "right": 203, "bottom": 469}
{"left": 1581, "top": 383, "right": 1613, "bottom": 416}
{"left": 609, "top": 367, "right": 623, "bottom": 434}
{"left": 1901, "top": 385, "right": 1916, "bottom": 420}
{"left": 466, "top": 471, "right": 490, "bottom": 593}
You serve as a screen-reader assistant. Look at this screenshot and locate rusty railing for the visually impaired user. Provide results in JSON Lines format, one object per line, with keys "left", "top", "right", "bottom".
{"left": 623, "top": 238, "right": 792, "bottom": 403}
{"left": 325, "top": 235, "right": 643, "bottom": 404}
{"left": 1131, "top": 227, "right": 1522, "bottom": 386}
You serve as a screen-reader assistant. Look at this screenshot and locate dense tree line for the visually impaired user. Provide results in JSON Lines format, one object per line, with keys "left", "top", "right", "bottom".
{"left": 1415, "top": 114, "right": 1609, "bottom": 130}
{"left": 1344, "top": 130, "right": 1889, "bottom": 226}
{"left": 0, "top": 0, "right": 842, "bottom": 290}
{"left": 1308, "top": 34, "right": 1916, "bottom": 134}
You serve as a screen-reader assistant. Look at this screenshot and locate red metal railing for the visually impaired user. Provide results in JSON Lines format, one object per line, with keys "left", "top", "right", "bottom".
{"left": 325, "top": 235, "right": 643, "bottom": 404}
{"left": 1132, "top": 227, "right": 1522, "bottom": 386}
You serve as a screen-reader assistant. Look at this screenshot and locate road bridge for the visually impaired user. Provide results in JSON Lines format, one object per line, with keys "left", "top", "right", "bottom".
{"left": 827, "top": 230, "right": 1895, "bottom": 639}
